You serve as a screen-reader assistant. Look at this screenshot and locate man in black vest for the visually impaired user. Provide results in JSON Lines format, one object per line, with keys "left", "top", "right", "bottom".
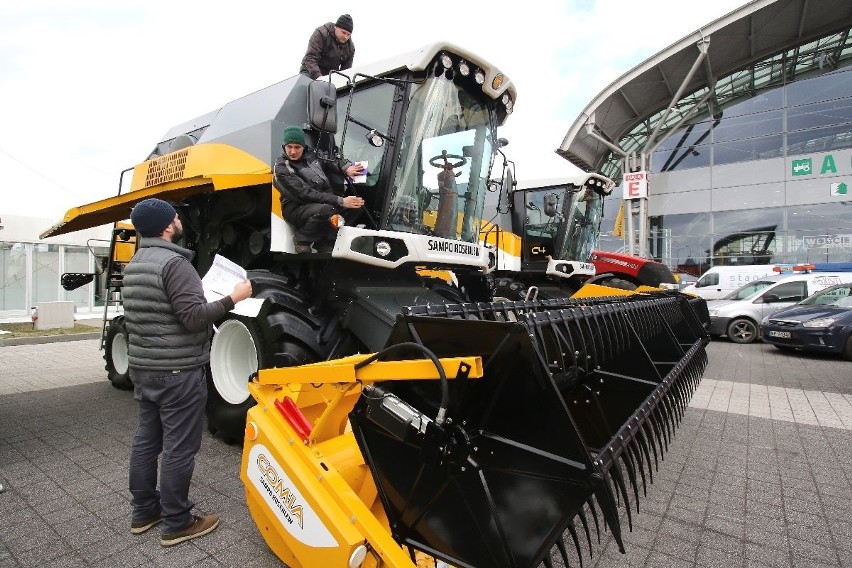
{"left": 124, "top": 198, "right": 252, "bottom": 547}
{"left": 299, "top": 14, "right": 355, "bottom": 79}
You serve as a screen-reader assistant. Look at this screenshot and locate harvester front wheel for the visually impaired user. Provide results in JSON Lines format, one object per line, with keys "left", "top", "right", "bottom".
{"left": 206, "top": 270, "right": 328, "bottom": 443}
{"left": 103, "top": 316, "right": 132, "bottom": 390}
{"left": 423, "top": 276, "right": 468, "bottom": 303}
{"left": 207, "top": 316, "right": 266, "bottom": 443}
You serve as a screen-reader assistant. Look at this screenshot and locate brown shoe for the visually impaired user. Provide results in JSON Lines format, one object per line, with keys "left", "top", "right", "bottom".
{"left": 160, "top": 514, "right": 219, "bottom": 547}
{"left": 130, "top": 514, "right": 162, "bottom": 534}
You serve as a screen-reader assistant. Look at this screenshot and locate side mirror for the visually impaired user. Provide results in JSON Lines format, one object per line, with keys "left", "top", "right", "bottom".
{"left": 307, "top": 80, "right": 337, "bottom": 133}
{"left": 762, "top": 293, "right": 780, "bottom": 303}
{"left": 366, "top": 129, "right": 385, "bottom": 148}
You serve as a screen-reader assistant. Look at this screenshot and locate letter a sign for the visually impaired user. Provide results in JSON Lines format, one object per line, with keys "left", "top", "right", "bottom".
{"left": 622, "top": 171, "right": 649, "bottom": 199}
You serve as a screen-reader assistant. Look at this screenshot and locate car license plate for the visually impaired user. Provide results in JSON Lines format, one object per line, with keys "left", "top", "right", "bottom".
{"left": 768, "top": 330, "right": 791, "bottom": 339}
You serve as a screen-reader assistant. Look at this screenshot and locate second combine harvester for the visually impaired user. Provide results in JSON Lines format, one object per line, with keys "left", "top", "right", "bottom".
{"left": 43, "top": 43, "right": 709, "bottom": 567}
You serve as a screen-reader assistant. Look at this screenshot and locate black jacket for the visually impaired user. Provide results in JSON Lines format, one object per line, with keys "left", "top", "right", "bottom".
{"left": 299, "top": 22, "right": 355, "bottom": 80}
{"left": 274, "top": 148, "right": 350, "bottom": 215}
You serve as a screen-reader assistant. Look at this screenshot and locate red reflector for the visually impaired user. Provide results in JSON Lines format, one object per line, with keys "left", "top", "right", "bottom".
{"left": 274, "top": 397, "right": 312, "bottom": 443}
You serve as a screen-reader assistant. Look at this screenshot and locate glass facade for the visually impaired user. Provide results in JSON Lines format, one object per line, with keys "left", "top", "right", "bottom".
{"left": 0, "top": 242, "right": 106, "bottom": 317}
{"left": 601, "top": 64, "right": 852, "bottom": 274}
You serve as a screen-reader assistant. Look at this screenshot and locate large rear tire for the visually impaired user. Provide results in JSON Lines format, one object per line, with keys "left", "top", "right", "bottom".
{"left": 103, "top": 317, "right": 132, "bottom": 390}
{"left": 206, "top": 270, "right": 329, "bottom": 444}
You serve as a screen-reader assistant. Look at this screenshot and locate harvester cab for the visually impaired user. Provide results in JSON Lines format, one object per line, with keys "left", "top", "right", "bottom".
{"left": 290, "top": 48, "right": 509, "bottom": 277}
{"left": 482, "top": 165, "right": 616, "bottom": 300}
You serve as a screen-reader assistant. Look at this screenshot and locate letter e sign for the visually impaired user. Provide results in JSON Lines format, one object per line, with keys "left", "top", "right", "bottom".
{"left": 622, "top": 171, "right": 649, "bottom": 199}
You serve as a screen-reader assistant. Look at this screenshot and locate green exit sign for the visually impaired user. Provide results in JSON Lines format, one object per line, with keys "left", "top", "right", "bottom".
{"left": 792, "top": 158, "right": 813, "bottom": 176}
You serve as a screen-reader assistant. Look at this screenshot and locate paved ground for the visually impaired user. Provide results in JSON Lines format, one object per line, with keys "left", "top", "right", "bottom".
{"left": 0, "top": 338, "right": 850, "bottom": 567}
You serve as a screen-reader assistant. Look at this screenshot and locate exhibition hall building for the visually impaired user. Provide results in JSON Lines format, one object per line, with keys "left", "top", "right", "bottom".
{"left": 559, "top": 0, "right": 852, "bottom": 274}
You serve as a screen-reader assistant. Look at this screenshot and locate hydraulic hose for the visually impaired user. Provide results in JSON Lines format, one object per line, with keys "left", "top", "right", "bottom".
{"left": 353, "top": 342, "right": 449, "bottom": 425}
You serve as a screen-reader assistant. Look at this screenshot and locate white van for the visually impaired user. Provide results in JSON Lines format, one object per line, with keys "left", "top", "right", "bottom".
{"left": 682, "top": 265, "right": 776, "bottom": 300}
{"left": 706, "top": 272, "right": 852, "bottom": 343}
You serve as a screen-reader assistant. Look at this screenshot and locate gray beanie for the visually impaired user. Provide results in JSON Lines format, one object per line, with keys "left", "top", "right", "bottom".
{"left": 130, "top": 198, "right": 177, "bottom": 237}
{"left": 335, "top": 14, "right": 353, "bottom": 33}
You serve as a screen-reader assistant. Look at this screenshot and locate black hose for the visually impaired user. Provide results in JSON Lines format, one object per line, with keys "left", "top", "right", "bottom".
{"left": 353, "top": 342, "right": 449, "bottom": 425}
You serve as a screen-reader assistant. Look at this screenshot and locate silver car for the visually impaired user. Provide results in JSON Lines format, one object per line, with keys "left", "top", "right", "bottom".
{"left": 707, "top": 272, "right": 852, "bottom": 343}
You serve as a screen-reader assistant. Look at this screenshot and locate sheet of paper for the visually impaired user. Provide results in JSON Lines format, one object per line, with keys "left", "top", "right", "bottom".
{"left": 231, "top": 297, "right": 264, "bottom": 318}
{"left": 202, "top": 254, "right": 247, "bottom": 302}
{"left": 351, "top": 161, "right": 368, "bottom": 184}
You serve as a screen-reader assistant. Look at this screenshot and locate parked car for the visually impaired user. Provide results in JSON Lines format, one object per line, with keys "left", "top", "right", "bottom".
{"left": 760, "top": 283, "right": 852, "bottom": 360}
{"left": 706, "top": 272, "right": 852, "bottom": 344}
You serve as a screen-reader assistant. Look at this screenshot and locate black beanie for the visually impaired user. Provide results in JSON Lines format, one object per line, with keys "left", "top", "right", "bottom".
{"left": 335, "top": 14, "right": 353, "bottom": 33}
{"left": 130, "top": 198, "right": 177, "bottom": 237}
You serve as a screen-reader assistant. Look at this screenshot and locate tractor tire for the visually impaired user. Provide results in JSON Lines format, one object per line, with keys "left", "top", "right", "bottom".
{"left": 207, "top": 316, "right": 266, "bottom": 444}
{"left": 103, "top": 317, "right": 132, "bottom": 390}
{"left": 422, "top": 276, "right": 468, "bottom": 303}
{"left": 492, "top": 277, "right": 572, "bottom": 301}
{"left": 492, "top": 277, "right": 528, "bottom": 301}
{"left": 726, "top": 318, "right": 758, "bottom": 344}
{"left": 206, "top": 270, "right": 329, "bottom": 444}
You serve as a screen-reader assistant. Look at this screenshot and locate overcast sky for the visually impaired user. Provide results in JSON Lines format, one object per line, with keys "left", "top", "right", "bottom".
{"left": 1, "top": 0, "right": 750, "bottom": 222}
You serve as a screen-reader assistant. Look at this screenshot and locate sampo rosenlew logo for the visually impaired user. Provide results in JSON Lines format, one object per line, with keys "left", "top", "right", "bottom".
{"left": 256, "top": 453, "right": 304, "bottom": 529}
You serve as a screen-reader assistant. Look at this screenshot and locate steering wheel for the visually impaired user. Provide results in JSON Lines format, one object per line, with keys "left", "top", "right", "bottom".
{"left": 429, "top": 151, "right": 467, "bottom": 172}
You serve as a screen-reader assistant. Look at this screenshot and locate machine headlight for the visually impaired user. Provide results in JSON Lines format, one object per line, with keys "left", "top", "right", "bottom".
{"left": 375, "top": 241, "right": 392, "bottom": 257}
{"left": 708, "top": 309, "right": 718, "bottom": 317}
{"left": 501, "top": 93, "right": 510, "bottom": 105}
{"left": 440, "top": 54, "right": 453, "bottom": 69}
{"left": 458, "top": 60, "right": 470, "bottom": 76}
{"left": 474, "top": 70, "right": 485, "bottom": 85}
{"left": 803, "top": 316, "right": 837, "bottom": 328}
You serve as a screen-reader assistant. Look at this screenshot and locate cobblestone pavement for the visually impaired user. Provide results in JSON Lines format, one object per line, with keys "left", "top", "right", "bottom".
{"left": 0, "top": 339, "right": 850, "bottom": 567}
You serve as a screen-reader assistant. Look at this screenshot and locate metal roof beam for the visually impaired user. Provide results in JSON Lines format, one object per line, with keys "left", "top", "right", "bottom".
{"left": 584, "top": 118, "right": 629, "bottom": 158}
{"left": 642, "top": 37, "right": 711, "bottom": 155}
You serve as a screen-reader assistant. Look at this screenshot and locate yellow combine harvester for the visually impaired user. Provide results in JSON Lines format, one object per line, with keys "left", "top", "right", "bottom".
{"left": 42, "top": 42, "right": 709, "bottom": 567}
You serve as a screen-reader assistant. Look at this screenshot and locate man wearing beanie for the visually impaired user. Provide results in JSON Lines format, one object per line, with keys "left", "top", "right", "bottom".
{"left": 274, "top": 125, "right": 365, "bottom": 253}
{"left": 124, "top": 198, "right": 252, "bottom": 547}
{"left": 299, "top": 14, "right": 355, "bottom": 80}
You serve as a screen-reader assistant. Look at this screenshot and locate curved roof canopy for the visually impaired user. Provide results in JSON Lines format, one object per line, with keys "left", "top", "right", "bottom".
{"left": 558, "top": 0, "right": 852, "bottom": 180}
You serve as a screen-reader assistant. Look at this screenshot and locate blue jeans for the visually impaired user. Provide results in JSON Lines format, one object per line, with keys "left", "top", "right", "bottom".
{"left": 129, "top": 366, "right": 207, "bottom": 534}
